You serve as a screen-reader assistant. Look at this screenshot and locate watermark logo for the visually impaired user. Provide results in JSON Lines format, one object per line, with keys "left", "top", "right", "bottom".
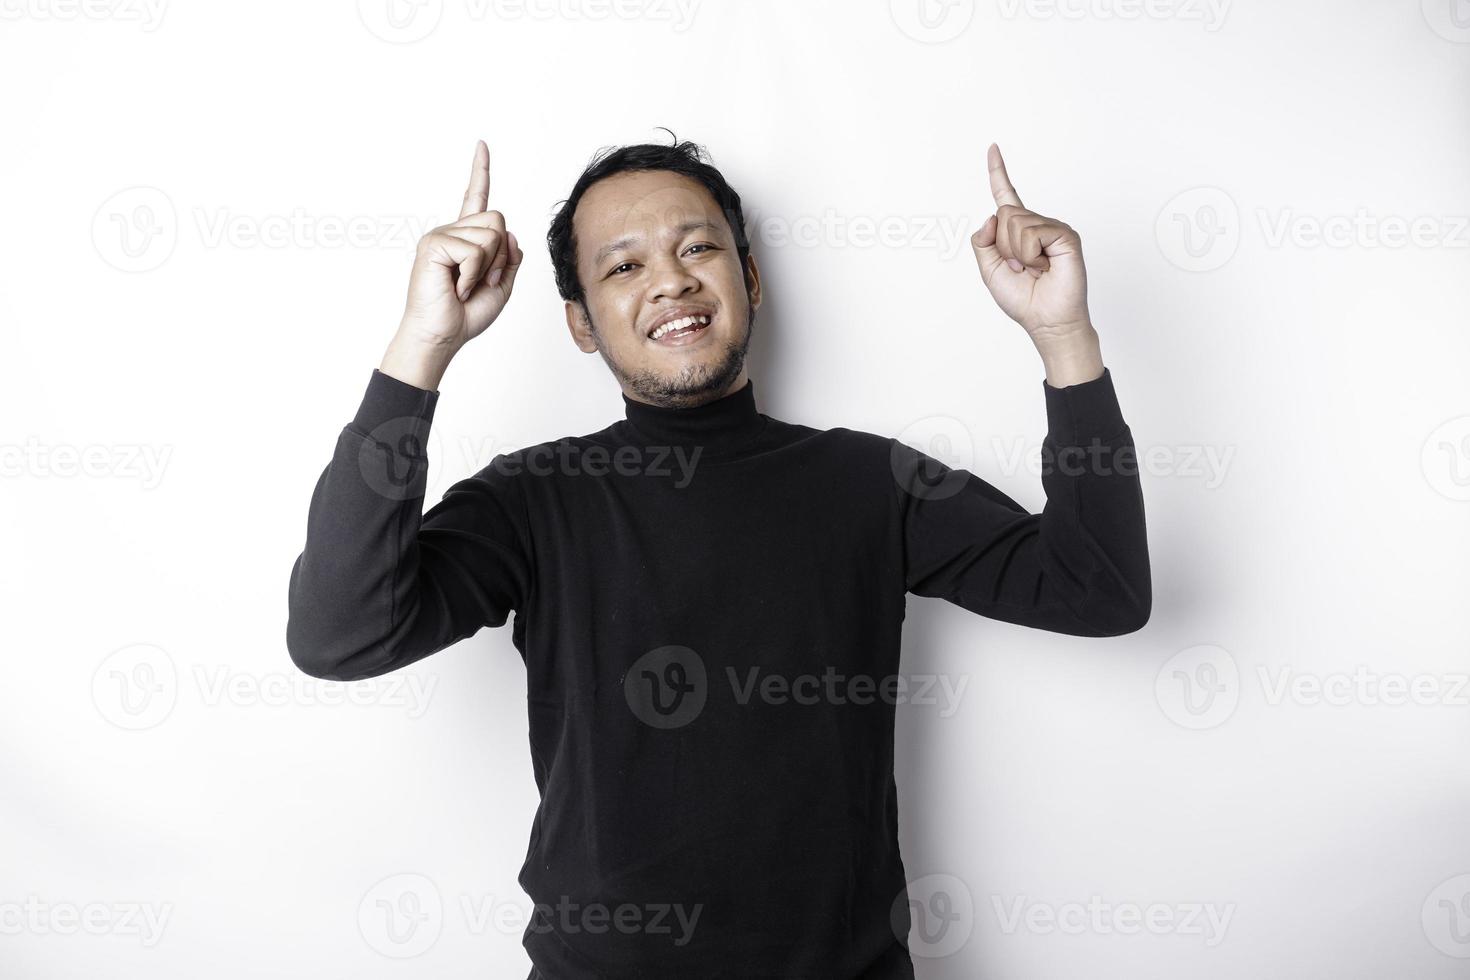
{"left": 727, "top": 667, "right": 970, "bottom": 718}
{"left": 1256, "top": 208, "right": 1470, "bottom": 250}
{"left": 1422, "top": 415, "right": 1470, "bottom": 501}
{"left": 1422, "top": 0, "right": 1470, "bottom": 42}
{"left": 358, "top": 0, "right": 700, "bottom": 41}
{"left": 93, "top": 187, "right": 434, "bottom": 272}
{"left": 995, "top": 0, "right": 1230, "bottom": 31}
{"left": 0, "top": 897, "right": 173, "bottom": 945}
{"left": 359, "top": 873, "right": 444, "bottom": 957}
{"left": 472, "top": 0, "right": 701, "bottom": 30}
{"left": 1155, "top": 643, "right": 1239, "bottom": 730}
{"left": 625, "top": 646, "right": 973, "bottom": 728}
{"left": 1159, "top": 188, "right": 1470, "bottom": 271}
{"left": 0, "top": 437, "right": 173, "bottom": 488}
{"left": 525, "top": 895, "right": 702, "bottom": 945}
{"left": 490, "top": 442, "right": 704, "bottom": 488}
{"left": 193, "top": 665, "right": 438, "bottom": 717}
{"left": 92, "top": 645, "right": 439, "bottom": 729}
{"left": 1156, "top": 186, "right": 1239, "bottom": 272}
{"left": 1423, "top": 873, "right": 1470, "bottom": 957}
{"left": 0, "top": 0, "right": 167, "bottom": 30}
{"left": 624, "top": 645, "right": 708, "bottom": 729}
{"left": 92, "top": 186, "right": 177, "bottom": 273}
{"left": 990, "top": 434, "right": 1235, "bottom": 488}
{"left": 1156, "top": 650, "right": 1466, "bottom": 728}
{"left": 890, "top": 0, "right": 975, "bottom": 42}
{"left": 385, "top": 887, "right": 702, "bottom": 944}
{"left": 357, "top": 0, "right": 443, "bottom": 42}
{"left": 894, "top": 873, "right": 975, "bottom": 958}
{"left": 992, "top": 894, "right": 1235, "bottom": 946}
{"left": 1258, "top": 666, "right": 1469, "bottom": 708}
{"left": 892, "top": 419, "right": 975, "bottom": 502}
{"left": 92, "top": 643, "right": 178, "bottom": 731}
{"left": 192, "top": 207, "right": 433, "bottom": 250}
{"left": 741, "top": 205, "right": 980, "bottom": 260}
{"left": 359, "top": 416, "right": 442, "bottom": 502}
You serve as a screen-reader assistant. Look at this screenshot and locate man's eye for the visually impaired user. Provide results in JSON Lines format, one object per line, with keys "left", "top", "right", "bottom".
{"left": 608, "top": 245, "right": 714, "bottom": 277}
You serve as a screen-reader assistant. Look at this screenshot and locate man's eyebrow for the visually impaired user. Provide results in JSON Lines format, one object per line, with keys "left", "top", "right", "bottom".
{"left": 592, "top": 219, "right": 724, "bottom": 266}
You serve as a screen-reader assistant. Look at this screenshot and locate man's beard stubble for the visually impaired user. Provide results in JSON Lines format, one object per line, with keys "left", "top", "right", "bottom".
{"left": 588, "top": 302, "right": 756, "bottom": 409}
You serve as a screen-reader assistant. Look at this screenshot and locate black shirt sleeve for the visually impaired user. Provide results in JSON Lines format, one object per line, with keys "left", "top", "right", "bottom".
{"left": 286, "top": 369, "right": 533, "bottom": 680}
{"left": 893, "top": 366, "right": 1151, "bottom": 637}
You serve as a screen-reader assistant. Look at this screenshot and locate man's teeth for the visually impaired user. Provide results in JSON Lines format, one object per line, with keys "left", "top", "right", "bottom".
{"left": 650, "top": 314, "right": 711, "bottom": 340}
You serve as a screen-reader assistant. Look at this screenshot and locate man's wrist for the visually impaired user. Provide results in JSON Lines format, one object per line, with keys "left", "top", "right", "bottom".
{"left": 1035, "top": 324, "right": 1104, "bottom": 388}
{"left": 380, "top": 331, "right": 459, "bottom": 392}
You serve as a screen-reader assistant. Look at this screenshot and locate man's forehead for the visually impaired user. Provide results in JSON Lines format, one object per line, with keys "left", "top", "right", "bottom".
{"left": 577, "top": 172, "right": 725, "bottom": 256}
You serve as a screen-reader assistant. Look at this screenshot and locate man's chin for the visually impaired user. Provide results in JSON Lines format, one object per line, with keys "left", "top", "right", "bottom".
{"left": 614, "top": 346, "right": 747, "bottom": 409}
{"left": 595, "top": 306, "right": 755, "bottom": 408}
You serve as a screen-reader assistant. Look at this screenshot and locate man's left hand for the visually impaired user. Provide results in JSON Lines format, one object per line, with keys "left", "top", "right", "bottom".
{"left": 970, "top": 143, "right": 1095, "bottom": 351}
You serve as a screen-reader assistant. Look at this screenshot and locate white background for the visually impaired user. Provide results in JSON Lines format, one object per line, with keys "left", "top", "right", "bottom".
{"left": 4, "top": 0, "right": 1469, "bottom": 976}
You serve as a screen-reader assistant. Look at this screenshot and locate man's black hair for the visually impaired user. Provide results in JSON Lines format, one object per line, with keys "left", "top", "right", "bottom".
{"left": 546, "top": 128, "right": 752, "bottom": 307}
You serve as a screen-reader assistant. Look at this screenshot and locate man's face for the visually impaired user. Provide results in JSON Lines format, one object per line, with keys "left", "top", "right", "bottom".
{"left": 564, "top": 169, "right": 761, "bottom": 408}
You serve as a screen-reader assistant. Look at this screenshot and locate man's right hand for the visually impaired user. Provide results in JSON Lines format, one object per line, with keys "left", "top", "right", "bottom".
{"left": 381, "top": 140, "right": 524, "bottom": 389}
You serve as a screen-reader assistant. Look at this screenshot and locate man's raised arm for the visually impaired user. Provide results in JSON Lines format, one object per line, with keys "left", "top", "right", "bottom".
{"left": 286, "top": 140, "right": 532, "bottom": 680}
{"left": 894, "top": 144, "right": 1150, "bottom": 637}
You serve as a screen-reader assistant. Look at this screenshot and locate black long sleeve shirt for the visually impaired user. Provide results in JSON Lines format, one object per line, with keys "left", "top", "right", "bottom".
{"left": 286, "top": 367, "right": 1150, "bottom": 978}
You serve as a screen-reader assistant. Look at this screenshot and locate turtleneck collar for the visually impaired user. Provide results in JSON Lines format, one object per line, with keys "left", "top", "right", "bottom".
{"left": 619, "top": 379, "right": 767, "bottom": 456}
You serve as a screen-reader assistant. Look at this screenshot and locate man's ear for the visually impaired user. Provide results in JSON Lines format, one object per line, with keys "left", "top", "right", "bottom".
{"left": 744, "top": 252, "right": 762, "bottom": 312}
{"left": 565, "top": 300, "right": 598, "bottom": 352}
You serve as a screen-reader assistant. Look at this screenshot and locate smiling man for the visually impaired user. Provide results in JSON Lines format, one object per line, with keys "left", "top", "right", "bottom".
{"left": 558, "top": 164, "right": 756, "bottom": 408}
{"left": 287, "top": 134, "right": 1151, "bottom": 978}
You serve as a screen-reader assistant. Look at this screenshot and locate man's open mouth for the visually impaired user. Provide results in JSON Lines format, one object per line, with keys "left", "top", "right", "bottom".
{"left": 648, "top": 312, "right": 712, "bottom": 345}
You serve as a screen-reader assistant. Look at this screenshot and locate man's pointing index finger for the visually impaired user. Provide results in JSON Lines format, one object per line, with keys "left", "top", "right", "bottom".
{"left": 460, "top": 139, "right": 490, "bottom": 219}
{"left": 987, "top": 142, "right": 1024, "bottom": 210}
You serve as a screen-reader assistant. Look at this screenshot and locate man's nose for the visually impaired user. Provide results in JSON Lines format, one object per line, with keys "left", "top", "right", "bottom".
{"left": 647, "top": 259, "right": 700, "bottom": 301}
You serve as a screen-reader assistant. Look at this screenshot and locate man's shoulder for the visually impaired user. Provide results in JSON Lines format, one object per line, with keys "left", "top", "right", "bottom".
{"left": 766, "top": 416, "right": 898, "bottom": 452}
{"left": 466, "top": 431, "right": 609, "bottom": 480}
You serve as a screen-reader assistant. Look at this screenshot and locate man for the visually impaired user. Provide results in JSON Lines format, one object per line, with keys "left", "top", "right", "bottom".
{"left": 287, "top": 134, "right": 1151, "bottom": 978}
